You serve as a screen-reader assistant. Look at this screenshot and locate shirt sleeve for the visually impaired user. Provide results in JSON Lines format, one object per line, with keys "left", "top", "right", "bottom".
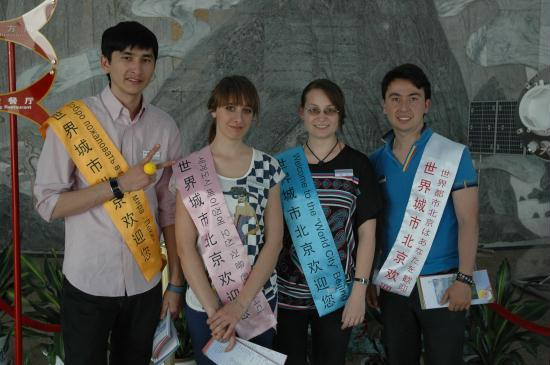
{"left": 267, "top": 153, "right": 285, "bottom": 188}
{"left": 168, "top": 173, "right": 178, "bottom": 195}
{"left": 33, "top": 127, "right": 76, "bottom": 222}
{"left": 355, "top": 152, "right": 384, "bottom": 227}
{"left": 155, "top": 122, "right": 183, "bottom": 228}
{"left": 451, "top": 147, "right": 478, "bottom": 191}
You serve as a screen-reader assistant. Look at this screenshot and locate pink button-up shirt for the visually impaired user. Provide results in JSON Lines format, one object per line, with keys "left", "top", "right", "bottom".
{"left": 34, "top": 87, "right": 183, "bottom": 297}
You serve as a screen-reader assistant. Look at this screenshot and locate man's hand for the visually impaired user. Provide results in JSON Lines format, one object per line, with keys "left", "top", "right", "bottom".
{"left": 439, "top": 281, "right": 472, "bottom": 311}
{"left": 366, "top": 284, "right": 379, "bottom": 309}
{"left": 160, "top": 290, "right": 182, "bottom": 319}
{"left": 118, "top": 144, "right": 174, "bottom": 192}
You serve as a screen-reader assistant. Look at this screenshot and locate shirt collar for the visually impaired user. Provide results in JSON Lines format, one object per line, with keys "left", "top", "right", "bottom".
{"left": 381, "top": 124, "right": 432, "bottom": 148}
{"left": 100, "top": 86, "right": 148, "bottom": 124}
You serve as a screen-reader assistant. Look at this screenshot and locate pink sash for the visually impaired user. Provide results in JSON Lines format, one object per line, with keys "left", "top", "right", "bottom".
{"left": 174, "top": 146, "right": 276, "bottom": 339}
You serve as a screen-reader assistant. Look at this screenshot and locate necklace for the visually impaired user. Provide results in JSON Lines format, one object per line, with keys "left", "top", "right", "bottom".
{"left": 305, "top": 139, "right": 339, "bottom": 165}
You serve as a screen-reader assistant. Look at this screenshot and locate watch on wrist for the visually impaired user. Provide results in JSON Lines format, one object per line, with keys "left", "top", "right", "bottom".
{"left": 109, "top": 177, "right": 124, "bottom": 200}
{"left": 353, "top": 277, "right": 370, "bottom": 285}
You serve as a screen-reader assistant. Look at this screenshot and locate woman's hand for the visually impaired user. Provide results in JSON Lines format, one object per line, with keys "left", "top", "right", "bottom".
{"left": 341, "top": 286, "right": 366, "bottom": 329}
{"left": 207, "top": 299, "right": 246, "bottom": 343}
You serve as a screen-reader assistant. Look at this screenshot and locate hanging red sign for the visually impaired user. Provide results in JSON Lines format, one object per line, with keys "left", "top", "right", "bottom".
{"left": 0, "top": 0, "right": 58, "bottom": 126}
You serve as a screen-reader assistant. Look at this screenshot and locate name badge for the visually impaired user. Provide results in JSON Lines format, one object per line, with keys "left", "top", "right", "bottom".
{"left": 335, "top": 169, "right": 353, "bottom": 177}
{"left": 143, "top": 150, "right": 161, "bottom": 161}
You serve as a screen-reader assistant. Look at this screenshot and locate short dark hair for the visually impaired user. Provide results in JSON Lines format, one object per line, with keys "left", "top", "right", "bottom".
{"left": 207, "top": 75, "right": 260, "bottom": 143}
{"left": 381, "top": 64, "right": 431, "bottom": 100}
{"left": 300, "top": 79, "right": 346, "bottom": 126}
{"left": 101, "top": 21, "right": 159, "bottom": 61}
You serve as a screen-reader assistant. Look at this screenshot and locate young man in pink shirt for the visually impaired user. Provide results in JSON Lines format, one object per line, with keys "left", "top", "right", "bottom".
{"left": 34, "top": 21, "right": 184, "bottom": 365}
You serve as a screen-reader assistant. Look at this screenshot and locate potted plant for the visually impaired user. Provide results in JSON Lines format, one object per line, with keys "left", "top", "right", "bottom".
{"left": 466, "top": 259, "right": 549, "bottom": 364}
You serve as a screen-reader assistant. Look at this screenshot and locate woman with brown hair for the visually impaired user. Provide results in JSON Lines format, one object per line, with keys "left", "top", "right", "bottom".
{"left": 173, "top": 76, "right": 284, "bottom": 364}
{"left": 274, "top": 79, "right": 383, "bottom": 365}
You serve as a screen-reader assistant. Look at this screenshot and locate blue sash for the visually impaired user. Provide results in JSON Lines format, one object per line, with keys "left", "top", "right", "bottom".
{"left": 276, "top": 147, "right": 350, "bottom": 316}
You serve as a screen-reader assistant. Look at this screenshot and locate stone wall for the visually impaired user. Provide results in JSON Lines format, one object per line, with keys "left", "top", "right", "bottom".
{"left": 0, "top": 0, "right": 548, "bottom": 259}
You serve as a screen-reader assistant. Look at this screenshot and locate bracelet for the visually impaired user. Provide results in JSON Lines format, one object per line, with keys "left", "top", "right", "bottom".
{"left": 166, "top": 283, "right": 185, "bottom": 294}
{"left": 455, "top": 272, "right": 474, "bottom": 286}
{"left": 353, "top": 277, "right": 370, "bottom": 285}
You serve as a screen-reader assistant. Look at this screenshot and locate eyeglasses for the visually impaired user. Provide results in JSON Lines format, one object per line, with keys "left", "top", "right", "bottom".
{"left": 305, "top": 106, "right": 339, "bottom": 116}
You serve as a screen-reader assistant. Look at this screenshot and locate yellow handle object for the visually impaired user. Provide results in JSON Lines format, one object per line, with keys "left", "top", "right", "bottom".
{"left": 144, "top": 162, "right": 157, "bottom": 175}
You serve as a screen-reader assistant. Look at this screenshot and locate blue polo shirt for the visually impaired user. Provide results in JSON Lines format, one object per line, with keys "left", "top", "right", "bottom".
{"left": 370, "top": 127, "right": 478, "bottom": 275}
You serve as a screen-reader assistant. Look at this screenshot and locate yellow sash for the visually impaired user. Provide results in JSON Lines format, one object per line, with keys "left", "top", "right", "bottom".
{"left": 45, "top": 100, "right": 163, "bottom": 281}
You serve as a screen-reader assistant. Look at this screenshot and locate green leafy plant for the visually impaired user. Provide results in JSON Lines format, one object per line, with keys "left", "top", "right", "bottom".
{"left": 0, "top": 244, "right": 15, "bottom": 338}
{"left": 363, "top": 305, "right": 388, "bottom": 364}
{"left": 0, "top": 245, "right": 14, "bottom": 365}
{"left": 21, "top": 251, "right": 64, "bottom": 365}
{"left": 0, "top": 244, "right": 40, "bottom": 365}
{"left": 349, "top": 305, "right": 388, "bottom": 365}
{"left": 466, "top": 259, "right": 549, "bottom": 365}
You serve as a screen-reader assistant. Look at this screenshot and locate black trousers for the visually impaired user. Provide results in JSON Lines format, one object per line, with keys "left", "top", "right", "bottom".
{"left": 274, "top": 307, "right": 352, "bottom": 365}
{"left": 61, "top": 277, "right": 162, "bottom": 365}
{"left": 379, "top": 287, "right": 466, "bottom": 365}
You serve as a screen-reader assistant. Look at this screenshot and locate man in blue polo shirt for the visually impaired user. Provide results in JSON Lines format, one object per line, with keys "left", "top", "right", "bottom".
{"left": 367, "top": 63, "right": 479, "bottom": 365}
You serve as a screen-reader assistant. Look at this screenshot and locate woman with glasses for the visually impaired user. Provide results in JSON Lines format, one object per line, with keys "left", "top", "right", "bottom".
{"left": 274, "top": 79, "right": 383, "bottom": 365}
{"left": 173, "top": 76, "right": 284, "bottom": 364}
